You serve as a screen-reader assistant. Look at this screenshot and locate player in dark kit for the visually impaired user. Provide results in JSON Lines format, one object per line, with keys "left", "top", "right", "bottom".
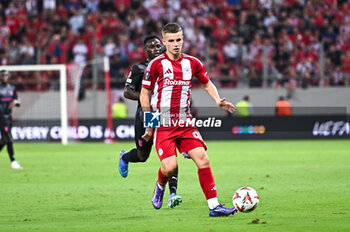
{"left": 0, "top": 70, "right": 22, "bottom": 170}
{"left": 119, "top": 36, "right": 182, "bottom": 208}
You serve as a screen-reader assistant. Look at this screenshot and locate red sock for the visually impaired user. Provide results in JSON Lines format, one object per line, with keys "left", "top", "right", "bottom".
{"left": 158, "top": 168, "right": 170, "bottom": 188}
{"left": 198, "top": 167, "right": 217, "bottom": 200}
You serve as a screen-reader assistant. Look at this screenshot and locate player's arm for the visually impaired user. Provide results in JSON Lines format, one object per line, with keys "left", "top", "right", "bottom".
{"left": 123, "top": 86, "right": 139, "bottom": 100}
{"left": 203, "top": 80, "right": 236, "bottom": 114}
{"left": 194, "top": 58, "right": 236, "bottom": 114}
{"left": 140, "top": 87, "right": 151, "bottom": 111}
{"left": 140, "top": 87, "right": 154, "bottom": 142}
{"left": 123, "top": 65, "right": 142, "bottom": 101}
{"left": 9, "top": 89, "right": 20, "bottom": 109}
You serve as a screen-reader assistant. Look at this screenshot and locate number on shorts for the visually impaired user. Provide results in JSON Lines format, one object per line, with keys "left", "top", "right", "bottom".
{"left": 192, "top": 131, "right": 203, "bottom": 141}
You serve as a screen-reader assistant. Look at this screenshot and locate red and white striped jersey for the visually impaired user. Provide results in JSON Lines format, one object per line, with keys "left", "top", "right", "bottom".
{"left": 142, "top": 52, "right": 209, "bottom": 127}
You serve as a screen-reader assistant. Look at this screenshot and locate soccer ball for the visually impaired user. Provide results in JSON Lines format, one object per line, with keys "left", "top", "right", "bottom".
{"left": 232, "top": 187, "right": 259, "bottom": 213}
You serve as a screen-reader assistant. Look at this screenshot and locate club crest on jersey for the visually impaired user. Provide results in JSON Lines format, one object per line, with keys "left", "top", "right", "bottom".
{"left": 144, "top": 71, "right": 151, "bottom": 80}
{"left": 184, "top": 67, "right": 191, "bottom": 74}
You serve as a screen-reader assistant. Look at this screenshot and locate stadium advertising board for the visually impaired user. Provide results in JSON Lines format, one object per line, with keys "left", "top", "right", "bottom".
{"left": 9, "top": 115, "right": 349, "bottom": 142}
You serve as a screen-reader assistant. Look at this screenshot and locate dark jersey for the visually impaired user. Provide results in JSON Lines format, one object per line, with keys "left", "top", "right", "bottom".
{"left": 124, "top": 60, "right": 153, "bottom": 151}
{"left": 125, "top": 60, "right": 149, "bottom": 109}
{"left": 0, "top": 84, "right": 18, "bottom": 116}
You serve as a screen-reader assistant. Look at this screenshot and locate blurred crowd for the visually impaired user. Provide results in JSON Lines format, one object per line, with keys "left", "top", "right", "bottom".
{"left": 1, "top": 0, "right": 350, "bottom": 91}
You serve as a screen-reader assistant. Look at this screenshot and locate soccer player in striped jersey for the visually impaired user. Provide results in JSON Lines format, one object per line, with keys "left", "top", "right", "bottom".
{"left": 0, "top": 70, "right": 22, "bottom": 170}
{"left": 119, "top": 36, "right": 182, "bottom": 208}
{"left": 140, "top": 23, "right": 237, "bottom": 216}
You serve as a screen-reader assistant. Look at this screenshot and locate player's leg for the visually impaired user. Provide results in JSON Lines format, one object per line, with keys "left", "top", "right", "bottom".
{"left": 8, "top": 141, "right": 21, "bottom": 169}
{"left": 0, "top": 114, "right": 8, "bottom": 153}
{"left": 6, "top": 141, "right": 15, "bottom": 162}
{"left": 179, "top": 129, "right": 236, "bottom": 216}
{"left": 187, "top": 146, "right": 236, "bottom": 216}
{"left": 152, "top": 129, "right": 178, "bottom": 209}
{"left": 167, "top": 166, "right": 182, "bottom": 208}
{"left": 187, "top": 147, "right": 217, "bottom": 205}
{"left": 119, "top": 144, "right": 151, "bottom": 178}
{"left": 1, "top": 124, "right": 22, "bottom": 170}
{"left": 121, "top": 139, "right": 152, "bottom": 163}
{"left": 152, "top": 155, "right": 177, "bottom": 209}
{"left": 119, "top": 115, "right": 152, "bottom": 177}
{"left": 0, "top": 137, "right": 5, "bottom": 152}
{"left": 168, "top": 166, "right": 178, "bottom": 194}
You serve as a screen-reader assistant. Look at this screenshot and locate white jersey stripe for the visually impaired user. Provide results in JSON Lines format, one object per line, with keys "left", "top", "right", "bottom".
{"left": 145, "top": 54, "right": 165, "bottom": 72}
{"left": 183, "top": 53, "right": 204, "bottom": 66}
{"left": 179, "top": 59, "right": 192, "bottom": 119}
{"left": 153, "top": 128, "right": 158, "bottom": 147}
{"left": 160, "top": 59, "right": 174, "bottom": 124}
{"left": 179, "top": 85, "right": 190, "bottom": 120}
{"left": 151, "top": 80, "right": 159, "bottom": 111}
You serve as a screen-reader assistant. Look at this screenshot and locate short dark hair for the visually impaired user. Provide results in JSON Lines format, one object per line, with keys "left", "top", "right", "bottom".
{"left": 161, "top": 23, "right": 182, "bottom": 37}
{"left": 143, "top": 35, "right": 161, "bottom": 46}
{"left": 0, "top": 70, "right": 9, "bottom": 76}
{"left": 243, "top": 95, "right": 249, "bottom": 101}
{"left": 279, "top": 96, "right": 285, "bottom": 101}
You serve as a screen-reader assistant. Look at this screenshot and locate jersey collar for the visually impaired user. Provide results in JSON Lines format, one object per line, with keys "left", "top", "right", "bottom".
{"left": 164, "top": 52, "right": 183, "bottom": 62}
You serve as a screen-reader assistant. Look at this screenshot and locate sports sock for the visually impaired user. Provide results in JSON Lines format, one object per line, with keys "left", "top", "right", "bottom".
{"left": 158, "top": 167, "right": 170, "bottom": 188}
{"left": 169, "top": 166, "right": 178, "bottom": 195}
{"left": 7, "top": 143, "right": 15, "bottom": 162}
{"left": 207, "top": 197, "right": 220, "bottom": 210}
{"left": 198, "top": 167, "right": 217, "bottom": 201}
{"left": 122, "top": 149, "right": 141, "bottom": 163}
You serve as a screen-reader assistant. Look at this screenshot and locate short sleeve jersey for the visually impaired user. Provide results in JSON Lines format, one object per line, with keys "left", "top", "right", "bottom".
{"left": 0, "top": 84, "right": 18, "bottom": 116}
{"left": 125, "top": 61, "right": 149, "bottom": 93}
{"left": 125, "top": 60, "right": 149, "bottom": 110}
{"left": 142, "top": 52, "right": 209, "bottom": 123}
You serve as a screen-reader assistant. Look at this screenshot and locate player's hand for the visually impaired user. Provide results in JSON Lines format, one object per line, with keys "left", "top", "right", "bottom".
{"left": 217, "top": 98, "right": 236, "bottom": 114}
{"left": 142, "top": 128, "right": 154, "bottom": 142}
{"left": 9, "top": 101, "right": 15, "bottom": 110}
{"left": 9, "top": 100, "right": 20, "bottom": 110}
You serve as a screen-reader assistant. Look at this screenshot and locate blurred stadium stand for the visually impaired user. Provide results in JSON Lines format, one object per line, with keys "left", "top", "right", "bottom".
{"left": 1, "top": 0, "right": 350, "bottom": 90}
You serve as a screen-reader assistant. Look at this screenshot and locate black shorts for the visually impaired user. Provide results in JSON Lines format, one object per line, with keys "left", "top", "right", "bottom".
{"left": 134, "top": 107, "right": 153, "bottom": 151}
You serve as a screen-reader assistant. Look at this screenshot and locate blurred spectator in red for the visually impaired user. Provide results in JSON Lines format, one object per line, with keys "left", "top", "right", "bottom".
{"left": 55, "top": 3, "right": 69, "bottom": 18}
{"left": 0, "top": 18, "right": 10, "bottom": 51}
{"left": 48, "top": 34, "right": 66, "bottom": 63}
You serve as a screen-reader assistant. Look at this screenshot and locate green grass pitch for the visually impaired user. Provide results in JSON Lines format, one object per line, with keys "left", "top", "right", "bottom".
{"left": 0, "top": 140, "right": 349, "bottom": 232}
